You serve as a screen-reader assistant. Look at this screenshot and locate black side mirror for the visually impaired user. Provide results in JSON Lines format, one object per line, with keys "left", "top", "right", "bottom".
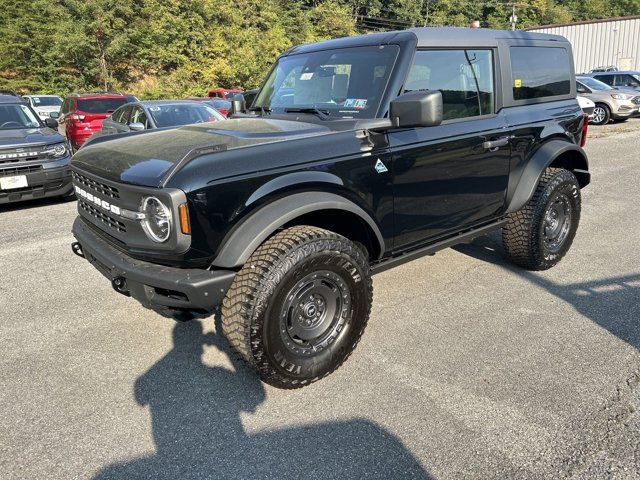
{"left": 229, "top": 94, "right": 246, "bottom": 116}
{"left": 390, "top": 90, "right": 443, "bottom": 128}
{"left": 44, "top": 118, "right": 58, "bottom": 129}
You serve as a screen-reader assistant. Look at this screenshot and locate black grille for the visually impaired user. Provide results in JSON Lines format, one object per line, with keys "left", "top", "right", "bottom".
{"left": 0, "top": 146, "right": 43, "bottom": 165}
{"left": 0, "top": 165, "right": 43, "bottom": 177}
{"left": 79, "top": 199, "right": 127, "bottom": 233}
{"left": 72, "top": 171, "right": 120, "bottom": 198}
{"left": 632, "top": 96, "right": 640, "bottom": 105}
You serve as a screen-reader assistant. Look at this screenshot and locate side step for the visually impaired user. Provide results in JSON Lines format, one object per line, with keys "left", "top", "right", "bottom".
{"left": 371, "top": 218, "right": 507, "bottom": 275}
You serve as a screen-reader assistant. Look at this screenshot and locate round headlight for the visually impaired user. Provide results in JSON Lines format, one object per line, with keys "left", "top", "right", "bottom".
{"left": 141, "top": 196, "right": 172, "bottom": 243}
{"left": 43, "top": 143, "right": 67, "bottom": 158}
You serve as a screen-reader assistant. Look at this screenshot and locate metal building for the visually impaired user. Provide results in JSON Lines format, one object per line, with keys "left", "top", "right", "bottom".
{"left": 527, "top": 16, "right": 640, "bottom": 73}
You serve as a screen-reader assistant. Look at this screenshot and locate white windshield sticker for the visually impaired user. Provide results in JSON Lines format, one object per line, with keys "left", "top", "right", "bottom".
{"left": 300, "top": 72, "right": 313, "bottom": 80}
{"left": 148, "top": 106, "right": 161, "bottom": 111}
{"left": 344, "top": 99, "right": 367, "bottom": 109}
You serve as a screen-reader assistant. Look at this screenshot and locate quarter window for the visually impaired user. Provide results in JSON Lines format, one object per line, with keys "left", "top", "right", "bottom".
{"left": 405, "top": 49, "right": 494, "bottom": 120}
{"left": 510, "top": 46, "right": 571, "bottom": 100}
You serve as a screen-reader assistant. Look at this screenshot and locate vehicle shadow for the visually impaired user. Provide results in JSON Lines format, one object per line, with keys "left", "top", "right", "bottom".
{"left": 93, "top": 317, "right": 431, "bottom": 480}
{"left": 454, "top": 233, "right": 640, "bottom": 350}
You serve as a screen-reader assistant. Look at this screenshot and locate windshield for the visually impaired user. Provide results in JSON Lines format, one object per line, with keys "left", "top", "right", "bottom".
{"left": 578, "top": 77, "right": 613, "bottom": 90}
{"left": 0, "top": 104, "right": 41, "bottom": 130}
{"left": 30, "top": 96, "right": 62, "bottom": 107}
{"left": 254, "top": 45, "right": 399, "bottom": 119}
{"left": 77, "top": 98, "right": 127, "bottom": 113}
{"left": 629, "top": 73, "right": 640, "bottom": 83}
{"left": 148, "top": 104, "right": 224, "bottom": 127}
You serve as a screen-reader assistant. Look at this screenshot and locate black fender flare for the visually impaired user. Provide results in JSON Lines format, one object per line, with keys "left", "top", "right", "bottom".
{"left": 507, "top": 140, "right": 589, "bottom": 213}
{"left": 212, "top": 192, "right": 385, "bottom": 268}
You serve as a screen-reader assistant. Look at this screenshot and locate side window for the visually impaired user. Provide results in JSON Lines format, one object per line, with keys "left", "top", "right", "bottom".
{"left": 130, "top": 107, "right": 148, "bottom": 127}
{"left": 618, "top": 74, "right": 640, "bottom": 87}
{"left": 596, "top": 74, "right": 615, "bottom": 86}
{"left": 111, "top": 106, "right": 127, "bottom": 123}
{"left": 576, "top": 81, "right": 589, "bottom": 94}
{"left": 405, "top": 49, "right": 494, "bottom": 120}
{"left": 510, "top": 46, "right": 571, "bottom": 100}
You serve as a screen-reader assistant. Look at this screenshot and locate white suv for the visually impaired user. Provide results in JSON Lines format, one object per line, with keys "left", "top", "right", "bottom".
{"left": 22, "top": 95, "right": 63, "bottom": 121}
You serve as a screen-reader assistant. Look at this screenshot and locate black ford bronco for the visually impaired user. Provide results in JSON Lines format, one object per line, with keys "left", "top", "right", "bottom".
{"left": 71, "top": 27, "right": 590, "bottom": 388}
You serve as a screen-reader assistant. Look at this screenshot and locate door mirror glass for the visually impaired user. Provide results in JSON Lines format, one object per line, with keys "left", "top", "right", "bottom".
{"left": 49, "top": 111, "right": 60, "bottom": 119}
{"left": 229, "top": 94, "right": 246, "bottom": 115}
{"left": 390, "top": 90, "right": 443, "bottom": 128}
{"left": 128, "top": 122, "right": 145, "bottom": 131}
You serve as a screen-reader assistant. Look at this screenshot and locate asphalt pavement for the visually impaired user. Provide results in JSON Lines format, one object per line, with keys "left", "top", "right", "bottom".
{"left": 1, "top": 119, "right": 639, "bottom": 479}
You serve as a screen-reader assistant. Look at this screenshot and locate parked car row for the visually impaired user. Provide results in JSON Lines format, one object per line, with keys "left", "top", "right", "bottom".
{"left": 0, "top": 87, "right": 236, "bottom": 204}
{"left": 576, "top": 75, "right": 640, "bottom": 125}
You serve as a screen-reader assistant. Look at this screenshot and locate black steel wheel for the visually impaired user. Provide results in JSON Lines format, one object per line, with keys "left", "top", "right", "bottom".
{"left": 542, "top": 192, "right": 573, "bottom": 254}
{"left": 222, "top": 226, "right": 372, "bottom": 389}
{"left": 503, "top": 167, "right": 581, "bottom": 270}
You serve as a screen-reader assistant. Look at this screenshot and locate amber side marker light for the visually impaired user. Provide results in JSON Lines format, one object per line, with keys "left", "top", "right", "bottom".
{"left": 179, "top": 203, "right": 191, "bottom": 235}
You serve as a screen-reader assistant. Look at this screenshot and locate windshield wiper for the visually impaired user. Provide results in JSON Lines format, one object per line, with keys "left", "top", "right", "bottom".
{"left": 284, "top": 107, "right": 330, "bottom": 120}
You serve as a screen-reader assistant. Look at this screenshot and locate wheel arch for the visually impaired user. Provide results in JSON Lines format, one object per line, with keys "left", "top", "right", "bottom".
{"left": 211, "top": 191, "right": 385, "bottom": 269}
{"left": 507, "top": 139, "right": 590, "bottom": 213}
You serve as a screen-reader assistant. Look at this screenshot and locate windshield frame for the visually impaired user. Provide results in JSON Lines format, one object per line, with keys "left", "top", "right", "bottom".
{"left": 0, "top": 103, "right": 44, "bottom": 130}
{"left": 253, "top": 44, "right": 401, "bottom": 119}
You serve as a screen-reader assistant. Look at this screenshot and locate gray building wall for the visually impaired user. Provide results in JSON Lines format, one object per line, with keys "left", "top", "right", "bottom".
{"left": 528, "top": 16, "right": 640, "bottom": 73}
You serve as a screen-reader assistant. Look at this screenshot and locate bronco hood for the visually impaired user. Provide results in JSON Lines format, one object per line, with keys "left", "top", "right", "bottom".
{"left": 0, "top": 127, "right": 64, "bottom": 149}
{"left": 71, "top": 118, "right": 332, "bottom": 187}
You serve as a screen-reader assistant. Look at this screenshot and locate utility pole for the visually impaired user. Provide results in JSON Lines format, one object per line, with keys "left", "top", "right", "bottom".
{"left": 423, "top": 0, "right": 430, "bottom": 27}
{"left": 509, "top": 4, "right": 518, "bottom": 31}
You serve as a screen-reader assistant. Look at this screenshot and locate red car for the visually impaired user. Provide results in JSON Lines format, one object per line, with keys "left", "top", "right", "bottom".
{"left": 187, "top": 97, "right": 231, "bottom": 117}
{"left": 58, "top": 93, "right": 127, "bottom": 150}
{"left": 207, "top": 88, "right": 242, "bottom": 100}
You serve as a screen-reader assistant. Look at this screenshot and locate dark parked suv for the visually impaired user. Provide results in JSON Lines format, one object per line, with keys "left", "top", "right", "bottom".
{"left": 0, "top": 94, "right": 72, "bottom": 204}
{"left": 70, "top": 28, "right": 590, "bottom": 388}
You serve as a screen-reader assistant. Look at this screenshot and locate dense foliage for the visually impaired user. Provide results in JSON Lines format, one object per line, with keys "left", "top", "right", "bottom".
{"left": 1, "top": 0, "right": 638, "bottom": 98}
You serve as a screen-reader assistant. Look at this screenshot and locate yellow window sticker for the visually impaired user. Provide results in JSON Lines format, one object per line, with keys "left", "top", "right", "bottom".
{"left": 514, "top": 79, "right": 522, "bottom": 88}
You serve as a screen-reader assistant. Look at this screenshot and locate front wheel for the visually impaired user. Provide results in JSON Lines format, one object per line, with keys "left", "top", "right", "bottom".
{"left": 221, "top": 226, "right": 372, "bottom": 389}
{"left": 591, "top": 103, "right": 611, "bottom": 125}
{"left": 502, "top": 168, "right": 581, "bottom": 271}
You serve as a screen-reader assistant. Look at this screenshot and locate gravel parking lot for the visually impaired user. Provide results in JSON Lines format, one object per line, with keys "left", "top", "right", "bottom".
{"left": 1, "top": 119, "right": 639, "bottom": 479}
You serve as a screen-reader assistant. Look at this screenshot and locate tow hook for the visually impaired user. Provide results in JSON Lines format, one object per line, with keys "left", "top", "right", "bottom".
{"left": 71, "top": 242, "right": 85, "bottom": 258}
{"left": 111, "top": 277, "right": 131, "bottom": 297}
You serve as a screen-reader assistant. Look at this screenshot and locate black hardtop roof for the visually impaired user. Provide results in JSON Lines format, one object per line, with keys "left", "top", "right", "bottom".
{"left": 284, "top": 27, "right": 568, "bottom": 56}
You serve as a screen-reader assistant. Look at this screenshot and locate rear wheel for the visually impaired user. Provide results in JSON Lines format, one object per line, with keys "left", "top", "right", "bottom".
{"left": 221, "top": 226, "right": 372, "bottom": 389}
{"left": 502, "top": 168, "right": 581, "bottom": 271}
{"left": 591, "top": 103, "right": 611, "bottom": 125}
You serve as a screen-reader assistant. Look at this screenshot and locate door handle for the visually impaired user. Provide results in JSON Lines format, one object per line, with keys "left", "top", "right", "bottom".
{"left": 483, "top": 136, "right": 510, "bottom": 151}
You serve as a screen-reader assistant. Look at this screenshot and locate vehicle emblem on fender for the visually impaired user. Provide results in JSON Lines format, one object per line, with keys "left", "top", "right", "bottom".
{"left": 374, "top": 158, "right": 388, "bottom": 173}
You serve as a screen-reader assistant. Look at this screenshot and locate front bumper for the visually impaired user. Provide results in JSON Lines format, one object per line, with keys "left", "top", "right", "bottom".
{"left": 612, "top": 103, "right": 638, "bottom": 118}
{"left": 0, "top": 159, "right": 73, "bottom": 204}
{"left": 71, "top": 217, "right": 235, "bottom": 317}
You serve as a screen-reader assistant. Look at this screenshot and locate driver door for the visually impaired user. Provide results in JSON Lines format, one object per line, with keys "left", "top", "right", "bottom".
{"left": 390, "top": 48, "right": 511, "bottom": 251}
